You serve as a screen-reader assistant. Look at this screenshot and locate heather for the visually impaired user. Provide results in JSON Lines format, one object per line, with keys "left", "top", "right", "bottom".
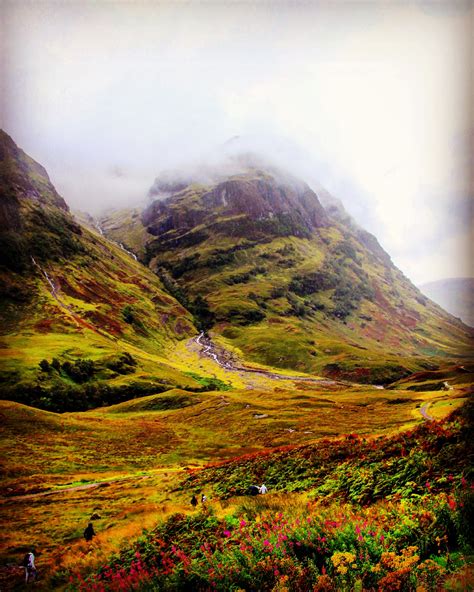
{"left": 181, "top": 399, "right": 473, "bottom": 503}
{"left": 66, "top": 403, "right": 473, "bottom": 591}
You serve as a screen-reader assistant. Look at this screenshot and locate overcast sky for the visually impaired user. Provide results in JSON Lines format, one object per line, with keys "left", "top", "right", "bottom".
{"left": 1, "top": 0, "right": 472, "bottom": 285}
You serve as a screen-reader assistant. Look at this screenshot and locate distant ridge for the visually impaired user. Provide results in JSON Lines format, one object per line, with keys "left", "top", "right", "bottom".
{"left": 420, "top": 277, "right": 474, "bottom": 327}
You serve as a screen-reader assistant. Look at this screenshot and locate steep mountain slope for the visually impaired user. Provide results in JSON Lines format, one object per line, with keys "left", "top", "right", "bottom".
{"left": 100, "top": 161, "right": 473, "bottom": 383}
{"left": 0, "top": 130, "right": 202, "bottom": 408}
{"left": 420, "top": 277, "right": 474, "bottom": 328}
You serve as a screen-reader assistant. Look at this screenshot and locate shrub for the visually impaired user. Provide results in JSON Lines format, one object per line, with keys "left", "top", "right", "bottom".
{"left": 39, "top": 359, "right": 51, "bottom": 372}
{"left": 270, "top": 286, "right": 287, "bottom": 299}
{"left": 62, "top": 359, "right": 95, "bottom": 383}
{"left": 51, "top": 358, "right": 61, "bottom": 372}
{"left": 289, "top": 271, "right": 337, "bottom": 296}
{"left": 122, "top": 305, "right": 135, "bottom": 324}
{"left": 107, "top": 353, "right": 137, "bottom": 375}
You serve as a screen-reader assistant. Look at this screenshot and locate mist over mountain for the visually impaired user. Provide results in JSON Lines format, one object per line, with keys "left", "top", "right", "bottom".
{"left": 420, "top": 277, "right": 474, "bottom": 327}
{"left": 1, "top": 128, "right": 472, "bottom": 396}
{"left": 2, "top": 1, "right": 474, "bottom": 586}
{"left": 98, "top": 149, "right": 472, "bottom": 384}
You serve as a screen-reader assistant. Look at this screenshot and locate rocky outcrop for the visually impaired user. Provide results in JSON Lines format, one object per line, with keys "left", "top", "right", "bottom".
{"left": 142, "top": 170, "right": 328, "bottom": 240}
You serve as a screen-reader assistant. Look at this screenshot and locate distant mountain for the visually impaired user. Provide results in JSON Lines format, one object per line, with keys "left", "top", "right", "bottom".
{"left": 99, "top": 160, "right": 473, "bottom": 384}
{"left": 420, "top": 278, "right": 474, "bottom": 327}
{"left": 3, "top": 128, "right": 471, "bottom": 402}
{"left": 0, "top": 130, "right": 199, "bottom": 410}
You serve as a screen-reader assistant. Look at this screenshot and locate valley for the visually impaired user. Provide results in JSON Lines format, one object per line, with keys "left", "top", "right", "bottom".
{"left": 0, "top": 130, "right": 473, "bottom": 590}
{"left": 1, "top": 329, "right": 471, "bottom": 590}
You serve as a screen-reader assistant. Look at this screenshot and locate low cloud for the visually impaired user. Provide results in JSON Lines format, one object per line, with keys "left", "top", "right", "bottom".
{"left": 1, "top": 0, "right": 472, "bottom": 284}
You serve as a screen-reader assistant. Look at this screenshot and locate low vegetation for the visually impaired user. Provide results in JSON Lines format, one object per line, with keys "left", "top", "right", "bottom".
{"left": 2, "top": 130, "right": 474, "bottom": 592}
{"left": 65, "top": 402, "right": 473, "bottom": 591}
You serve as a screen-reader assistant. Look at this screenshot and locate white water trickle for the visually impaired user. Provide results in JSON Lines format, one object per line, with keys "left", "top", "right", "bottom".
{"left": 95, "top": 219, "right": 138, "bottom": 261}
{"left": 119, "top": 242, "right": 138, "bottom": 261}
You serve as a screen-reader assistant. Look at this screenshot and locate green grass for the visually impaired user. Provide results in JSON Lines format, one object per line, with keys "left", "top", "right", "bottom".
{"left": 50, "top": 401, "right": 474, "bottom": 592}
{"left": 1, "top": 362, "right": 471, "bottom": 589}
{"left": 125, "top": 176, "right": 474, "bottom": 382}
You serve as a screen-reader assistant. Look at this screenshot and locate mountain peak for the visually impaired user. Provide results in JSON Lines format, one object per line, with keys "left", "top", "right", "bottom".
{"left": 143, "top": 167, "right": 328, "bottom": 247}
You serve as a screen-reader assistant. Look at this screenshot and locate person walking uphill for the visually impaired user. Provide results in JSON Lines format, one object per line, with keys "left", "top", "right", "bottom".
{"left": 191, "top": 494, "right": 198, "bottom": 508}
{"left": 23, "top": 551, "right": 37, "bottom": 584}
{"left": 84, "top": 522, "right": 96, "bottom": 542}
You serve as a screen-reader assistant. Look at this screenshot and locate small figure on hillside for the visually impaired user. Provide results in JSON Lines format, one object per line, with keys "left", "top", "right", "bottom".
{"left": 201, "top": 493, "right": 207, "bottom": 505}
{"left": 249, "top": 485, "right": 259, "bottom": 496}
{"left": 191, "top": 494, "right": 198, "bottom": 508}
{"left": 22, "top": 551, "right": 37, "bottom": 584}
{"left": 259, "top": 484, "right": 268, "bottom": 495}
{"left": 84, "top": 522, "right": 96, "bottom": 542}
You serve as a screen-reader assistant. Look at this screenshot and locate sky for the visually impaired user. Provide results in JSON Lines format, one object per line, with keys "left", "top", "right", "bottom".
{"left": 1, "top": 0, "right": 472, "bottom": 286}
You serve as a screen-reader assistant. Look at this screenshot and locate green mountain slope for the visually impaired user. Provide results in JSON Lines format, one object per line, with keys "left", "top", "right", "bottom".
{"left": 100, "top": 162, "right": 473, "bottom": 384}
{"left": 0, "top": 130, "right": 202, "bottom": 409}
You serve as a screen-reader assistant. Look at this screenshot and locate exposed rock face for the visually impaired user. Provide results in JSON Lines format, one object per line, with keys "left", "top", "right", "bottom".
{"left": 202, "top": 176, "right": 327, "bottom": 228}
{"left": 142, "top": 169, "right": 328, "bottom": 241}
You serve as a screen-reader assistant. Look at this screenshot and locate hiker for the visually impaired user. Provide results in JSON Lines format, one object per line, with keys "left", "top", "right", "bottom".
{"left": 249, "top": 485, "right": 259, "bottom": 496}
{"left": 259, "top": 483, "right": 268, "bottom": 495}
{"left": 201, "top": 493, "right": 207, "bottom": 505}
{"left": 23, "top": 551, "right": 37, "bottom": 584}
{"left": 84, "top": 522, "right": 96, "bottom": 542}
{"left": 191, "top": 494, "right": 198, "bottom": 508}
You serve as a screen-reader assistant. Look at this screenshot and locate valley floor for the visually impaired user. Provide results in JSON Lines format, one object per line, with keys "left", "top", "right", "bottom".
{"left": 1, "top": 348, "right": 472, "bottom": 590}
{"left": 1, "top": 335, "right": 473, "bottom": 591}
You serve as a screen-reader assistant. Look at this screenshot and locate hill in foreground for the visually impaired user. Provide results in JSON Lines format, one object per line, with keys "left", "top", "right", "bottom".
{"left": 65, "top": 400, "right": 474, "bottom": 592}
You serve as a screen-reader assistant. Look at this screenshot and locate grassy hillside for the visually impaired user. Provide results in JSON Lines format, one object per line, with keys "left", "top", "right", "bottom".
{"left": 1, "top": 366, "right": 471, "bottom": 586}
{"left": 0, "top": 130, "right": 206, "bottom": 408}
{"left": 100, "top": 166, "right": 473, "bottom": 384}
{"left": 2, "top": 381, "right": 451, "bottom": 496}
{"left": 1, "top": 132, "right": 473, "bottom": 591}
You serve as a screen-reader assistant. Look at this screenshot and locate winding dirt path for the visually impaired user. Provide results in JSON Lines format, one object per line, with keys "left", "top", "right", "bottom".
{"left": 0, "top": 476, "right": 149, "bottom": 503}
{"left": 0, "top": 468, "right": 185, "bottom": 503}
{"left": 420, "top": 401, "right": 434, "bottom": 421}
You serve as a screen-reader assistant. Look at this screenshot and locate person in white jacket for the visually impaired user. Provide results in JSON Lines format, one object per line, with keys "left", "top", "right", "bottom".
{"left": 259, "top": 484, "right": 268, "bottom": 494}
{"left": 22, "top": 551, "right": 37, "bottom": 584}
